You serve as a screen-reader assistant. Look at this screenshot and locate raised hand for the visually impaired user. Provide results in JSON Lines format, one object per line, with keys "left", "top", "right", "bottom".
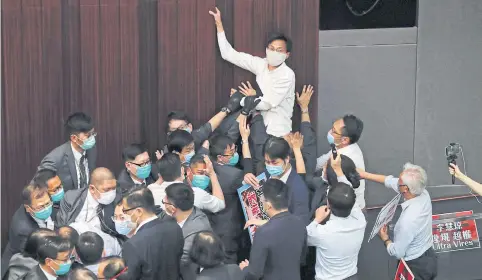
{"left": 208, "top": 7, "right": 222, "bottom": 23}
{"left": 239, "top": 116, "right": 251, "bottom": 140}
{"left": 290, "top": 132, "right": 304, "bottom": 150}
{"left": 296, "top": 85, "right": 314, "bottom": 110}
{"left": 238, "top": 81, "right": 257, "bottom": 97}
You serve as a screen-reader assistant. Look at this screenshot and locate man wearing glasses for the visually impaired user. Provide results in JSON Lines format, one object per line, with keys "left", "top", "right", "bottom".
{"left": 118, "top": 143, "right": 156, "bottom": 191}
{"left": 34, "top": 112, "right": 97, "bottom": 191}
{"left": 315, "top": 115, "right": 366, "bottom": 210}
{"left": 359, "top": 164, "right": 437, "bottom": 280}
{"left": 121, "top": 186, "right": 184, "bottom": 280}
{"left": 1, "top": 184, "right": 54, "bottom": 278}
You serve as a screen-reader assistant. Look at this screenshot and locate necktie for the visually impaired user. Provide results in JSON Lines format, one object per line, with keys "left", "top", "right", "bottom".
{"left": 97, "top": 204, "right": 127, "bottom": 244}
{"left": 79, "top": 155, "right": 87, "bottom": 188}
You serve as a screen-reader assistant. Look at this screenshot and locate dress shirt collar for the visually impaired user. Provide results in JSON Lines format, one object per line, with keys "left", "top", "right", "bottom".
{"left": 134, "top": 215, "right": 158, "bottom": 234}
{"left": 178, "top": 218, "right": 188, "bottom": 228}
{"left": 40, "top": 265, "right": 57, "bottom": 280}
{"left": 279, "top": 167, "right": 292, "bottom": 183}
{"left": 401, "top": 191, "right": 426, "bottom": 210}
{"left": 70, "top": 142, "right": 85, "bottom": 161}
{"left": 33, "top": 215, "right": 55, "bottom": 230}
{"left": 130, "top": 174, "right": 146, "bottom": 185}
{"left": 86, "top": 189, "right": 100, "bottom": 208}
{"left": 337, "top": 143, "right": 358, "bottom": 154}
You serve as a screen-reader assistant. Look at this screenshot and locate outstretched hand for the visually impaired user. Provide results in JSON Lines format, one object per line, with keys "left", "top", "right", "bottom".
{"left": 208, "top": 7, "right": 222, "bottom": 23}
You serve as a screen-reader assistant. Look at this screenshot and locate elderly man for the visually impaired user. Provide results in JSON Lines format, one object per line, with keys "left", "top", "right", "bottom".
{"left": 359, "top": 163, "right": 437, "bottom": 280}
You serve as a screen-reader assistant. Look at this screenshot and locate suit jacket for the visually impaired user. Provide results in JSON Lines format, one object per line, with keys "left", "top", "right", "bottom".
{"left": 5, "top": 254, "right": 38, "bottom": 280}
{"left": 117, "top": 169, "right": 156, "bottom": 194}
{"left": 21, "top": 265, "right": 48, "bottom": 280}
{"left": 123, "top": 217, "right": 184, "bottom": 280}
{"left": 1, "top": 207, "right": 39, "bottom": 279}
{"left": 197, "top": 264, "right": 243, "bottom": 280}
{"left": 35, "top": 142, "right": 97, "bottom": 192}
{"left": 244, "top": 212, "right": 307, "bottom": 280}
{"left": 180, "top": 208, "right": 213, "bottom": 280}
{"left": 209, "top": 163, "right": 245, "bottom": 263}
{"left": 278, "top": 171, "right": 311, "bottom": 226}
{"left": 56, "top": 188, "right": 118, "bottom": 235}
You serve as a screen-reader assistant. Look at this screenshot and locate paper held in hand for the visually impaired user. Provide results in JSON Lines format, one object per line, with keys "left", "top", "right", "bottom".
{"left": 368, "top": 193, "right": 402, "bottom": 242}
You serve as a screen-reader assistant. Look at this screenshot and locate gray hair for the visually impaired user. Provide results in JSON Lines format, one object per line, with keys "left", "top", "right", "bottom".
{"left": 401, "top": 163, "right": 428, "bottom": 196}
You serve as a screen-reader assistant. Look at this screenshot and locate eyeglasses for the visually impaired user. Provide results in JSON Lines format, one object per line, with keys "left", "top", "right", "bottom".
{"left": 223, "top": 145, "right": 238, "bottom": 157}
{"left": 398, "top": 184, "right": 408, "bottom": 188}
{"left": 32, "top": 201, "right": 53, "bottom": 212}
{"left": 161, "top": 200, "right": 173, "bottom": 206}
{"left": 122, "top": 206, "right": 139, "bottom": 214}
{"left": 111, "top": 215, "right": 127, "bottom": 222}
{"left": 267, "top": 45, "right": 286, "bottom": 53}
{"left": 129, "top": 160, "right": 151, "bottom": 167}
{"left": 331, "top": 128, "right": 342, "bottom": 136}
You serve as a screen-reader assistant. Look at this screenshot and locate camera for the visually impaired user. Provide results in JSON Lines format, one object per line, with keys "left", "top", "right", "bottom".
{"left": 445, "top": 143, "right": 461, "bottom": 184}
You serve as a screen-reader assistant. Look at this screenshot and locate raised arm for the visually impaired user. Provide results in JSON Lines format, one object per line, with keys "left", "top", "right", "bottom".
{"left": 450, "top": 163, "right": 482, "bottom": 196}
{"left": 209, "top": 7, "right": 265, "bottom": 75}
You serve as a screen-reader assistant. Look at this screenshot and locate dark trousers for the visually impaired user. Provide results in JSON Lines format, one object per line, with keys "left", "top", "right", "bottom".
{"left": 405, "top": 248, "right": 438, "bottom": 280}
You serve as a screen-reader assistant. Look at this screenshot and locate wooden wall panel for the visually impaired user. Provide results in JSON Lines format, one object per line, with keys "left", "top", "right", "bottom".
{"left": 1, "top": 0, "right": 319, "bottom": 251}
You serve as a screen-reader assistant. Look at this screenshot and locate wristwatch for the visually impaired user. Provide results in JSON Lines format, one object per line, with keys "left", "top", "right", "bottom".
{"left": 301, "top": 108, "right": 309, "bottom": 114}
{"left": 221, "top": 107, "right": 231, "bottom": 114}
{"left": 241, "top": 139, "right": 249, "bottom": 145}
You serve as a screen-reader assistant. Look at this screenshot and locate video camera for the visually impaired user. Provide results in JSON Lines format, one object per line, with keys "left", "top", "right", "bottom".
{"left": 445, "top": 143, "right": 461, "bottom": 184}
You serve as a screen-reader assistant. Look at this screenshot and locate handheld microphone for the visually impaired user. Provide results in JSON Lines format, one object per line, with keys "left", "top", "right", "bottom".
{"left": 330, "top": 143, "right": 338, "bottom": 159}
{"left": 445, "top": 143, "right": 461, "bottom": 184}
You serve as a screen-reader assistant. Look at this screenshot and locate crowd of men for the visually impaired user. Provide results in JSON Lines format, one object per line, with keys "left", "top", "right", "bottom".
{"left": 4, "top": 6, "right": 470, "bottom": 280}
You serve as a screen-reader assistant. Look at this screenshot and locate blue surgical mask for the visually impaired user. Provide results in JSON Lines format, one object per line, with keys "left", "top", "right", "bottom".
{"left": 80, "top": 135, "right": 96, "bottom": 150}
{"left": 192, "top": 175, "right": 211, "bottom": 190}
{"left": 228, "top": 152, "right": 239, "bottom": 166}
{"left": 183, "top": 151, "right": 195, "bottom": 164}
{"left": 50, "top": 260, "right": 72, "bottom": 276}
{"left": 266, "top": 164, "right": 284, "bottom": 177}
{"left": 136, "top": 164, "right": 152, "bottom": 179}
{"left": 115, "top": 219, "right": 135, "bottom": 236}
{"left": 32, "top": 204, "right": 53, "bottom": 220}
{"left": 183, "top": 127, "right": 192, "bottom": 134}
{"left": 327, "top": 131, "right": 335, "bottom": 145}
{"left": 51, "top": 188, "right": 65, "bottom": 203}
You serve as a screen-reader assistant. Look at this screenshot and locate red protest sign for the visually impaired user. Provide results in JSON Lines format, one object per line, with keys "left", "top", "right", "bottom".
{"left": 394, "top": 259, "right": 414, "bottom": 280}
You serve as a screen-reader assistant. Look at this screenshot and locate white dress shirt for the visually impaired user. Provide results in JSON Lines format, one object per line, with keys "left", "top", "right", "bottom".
{"left": 384, "top": 176, "right": 433, "bottom": 261}
{"left": 217, "top": 32, "right": 295, "bottom": 137}
{"left": 71, "top": 143, "right": 89, "bottom": 187}
{"left": 316, "top": 143, "right": 366, "bottom": 209}
{"left": 278, "top": 167, "right": 292, "bottom": 183}
{"left": 148, "top": 181, "right": 225, "bottom": 213}
{"left": 178, "top": 218, "right": 188, "bottom": 228}
{"left": 74, "top": 191, "right": 101, "bottom": 230}
{"left": 134, "top": 216, "right": 158, "bottom": 235}
{"left": 307, "top": 206, "right": 366, "bottom": 280}
{"left": 130, "top": 175, "right": 146, "bottom": 185}
{"left": 40, "top": 265, "right": 57, "bottom": 280}
{"left": 69, "top": 221, "right": 122, "bottom": 257}
{"left": 33, "top": 216, "right": 55, "bottom": 230}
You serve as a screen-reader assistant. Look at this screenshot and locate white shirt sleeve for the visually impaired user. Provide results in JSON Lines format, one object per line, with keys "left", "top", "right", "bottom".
{"left": 193, "top": 188, "right": 226, "bottom": 213}
{"left": 217, "top": 32, "right": 265, "bottom": 75}
{"left": 384, "top": 176, "right": 400, "bottom": 193}
{"left": 255, "top": 75, "right": 295, "bottom": 111}
{"left": 306, "top": 221, "right": 326, "bottom": 247}
{"left": 337, "top": 175, "right": 352, "bottom": 187}
{"left": 316, "top": 152, "right": 331, "bottom": 171}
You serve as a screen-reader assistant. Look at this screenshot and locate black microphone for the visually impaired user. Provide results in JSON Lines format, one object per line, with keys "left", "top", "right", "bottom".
{"left": 330, "top": 143, "right": 338, "bottom": 159}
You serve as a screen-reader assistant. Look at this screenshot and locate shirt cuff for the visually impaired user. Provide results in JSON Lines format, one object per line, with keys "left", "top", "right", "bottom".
{"left": 384, "top": 175, "right": 400, "bottom": 192}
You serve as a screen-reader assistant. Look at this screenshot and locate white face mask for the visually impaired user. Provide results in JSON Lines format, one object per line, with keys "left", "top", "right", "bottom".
{"left": 266, "top": 49, "right": 287, "bottom": 67}
{"left": 97, "top": 189, "right": 116, "bottom": 205}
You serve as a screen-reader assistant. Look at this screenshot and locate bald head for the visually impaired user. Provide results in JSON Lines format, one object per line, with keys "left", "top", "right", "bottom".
{"left": 90, "top": 167, "right": 115, "bottom": 185}
{"left": 98, "top": 257, "right": 126, "bottom": 279}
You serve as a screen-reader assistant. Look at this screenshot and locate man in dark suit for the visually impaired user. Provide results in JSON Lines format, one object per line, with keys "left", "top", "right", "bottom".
{"left": 34, "top": 112, "right": 97, "bottom": 191}
{"left": 208, "top": 134, "right": 245, "bottom": 263}
{"left": 262, "top": 137, "right": 311, "bottom": 225}
{"left": 23, "top": 235, "right": 72, "bottom": 279}
{"left": 241, "top": 179, "right": 307, "bottom": 280}
{"left": 1, "top": 184, "right": 54, "bottom": 278}
{"left": 163, "top": 183, "right": 213, "bottom": 280}
{"left": 56, "top": 167, "right": 121, "bottom": 242}
{"left": 121, "top": 186, "right": 184, "bottom": 280}
{"left": 117, "top": 144, "right": 156, "bottom": 192}
{"left": 33, "top": 169, "right": 66, "bottom": 221}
